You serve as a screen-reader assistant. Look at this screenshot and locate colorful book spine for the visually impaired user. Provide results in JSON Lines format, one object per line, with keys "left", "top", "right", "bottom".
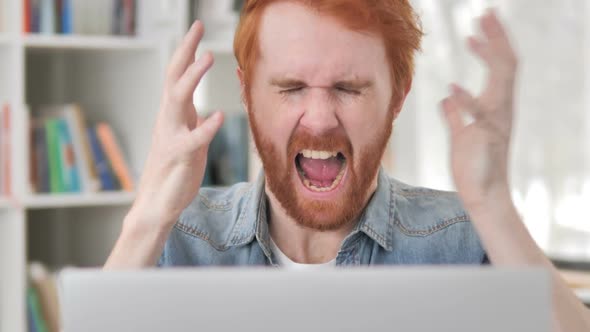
{"left": 61, "top": 0, "right": 73, "bottom": 34}
{"left": 29, "top": 262, "right": 61, "bottom": 332}
{"left": 39, "top": 0, "right": 55, "bottom": 34}
{"left": 124, "top": 0, "right": 135, "bottom": 36}
{"left": 31, "top": 0, "right": 41, "bottom": 33}
{"left": 45, "top": 119, "right": 65, "bottom": 193}
{"left": 54, "top": 0, "right": 62, "bottom": 33}
{"left": 32, "top": 123, "right": 50, "bottom": 193}
{"left": 27, "top": 287, "right": 49, "bottom": 332}
{"left": 63, "top": 105, "right": 99, "bottom": 192}
{"left": 87, "top": 127, "right": 117, "bottom": 191}
{"left": 24, "top": 0, "right": 32, "bottom": 33}
{"left": 112, "top": 0, "right": 123, "bottom": 35}
{"left": 56, "top": 118, "right": 81, "bottom": 192}
{"left": 96, "top": 123, "right": 134, "bottom": 192}
{"left": 27, "top": 298, "right": 38, "bottom": 332}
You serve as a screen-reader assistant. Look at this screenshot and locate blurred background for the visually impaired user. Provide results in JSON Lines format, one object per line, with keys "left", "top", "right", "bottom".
{"left": 0, "top": 0, "right": 589, "bottom": 331}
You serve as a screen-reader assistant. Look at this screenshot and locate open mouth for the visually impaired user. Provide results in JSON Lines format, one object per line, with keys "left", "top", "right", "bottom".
{"left": 295, "top": 149, "right": 347, "bottom": 193}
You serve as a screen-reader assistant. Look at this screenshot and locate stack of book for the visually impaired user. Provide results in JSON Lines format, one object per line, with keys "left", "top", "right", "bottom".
{"left": 0, "top": 103, "right": 11, "bottom": 197}
{"left": 27, "top": 262, "right": 60, "bottom": 332}
{"left": 30, "top": 104, "right": 134, "bottom": 194}
{"left": 23, "top": 0, "right": 136, "bottom": 36}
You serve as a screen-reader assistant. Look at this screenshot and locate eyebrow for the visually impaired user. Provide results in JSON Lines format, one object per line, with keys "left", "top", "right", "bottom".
{"left": 269, "top": 77, "right": 373, "bottom": 89}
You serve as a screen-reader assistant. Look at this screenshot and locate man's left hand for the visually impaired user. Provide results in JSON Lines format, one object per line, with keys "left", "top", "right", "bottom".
{"left": 441, "top": 9, "right": 518, "bottom": 211}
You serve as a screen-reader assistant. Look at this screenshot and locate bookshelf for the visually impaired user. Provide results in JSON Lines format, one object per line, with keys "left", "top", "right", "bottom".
{"left": 0, "top": 1, "right": 188, "bottom": 331}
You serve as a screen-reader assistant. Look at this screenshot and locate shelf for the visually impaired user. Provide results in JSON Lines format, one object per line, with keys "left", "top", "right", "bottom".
{"left": 23, "top": 34, "right": 157, "bottom": 51}
{"left": 25, "top": 192, "right": 135, "bottom": 209}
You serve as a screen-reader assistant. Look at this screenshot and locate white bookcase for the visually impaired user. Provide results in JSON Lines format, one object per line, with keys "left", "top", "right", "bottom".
{"left": 0, "top": 0, "right": 226, "bottom": 331}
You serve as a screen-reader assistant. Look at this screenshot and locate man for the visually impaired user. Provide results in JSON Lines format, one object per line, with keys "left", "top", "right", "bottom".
{"left": 105, "top": 0, "right": 590, "bottom": 330}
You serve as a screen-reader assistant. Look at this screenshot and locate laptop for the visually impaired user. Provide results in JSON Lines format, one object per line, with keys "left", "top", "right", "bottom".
{"left": 59, "top": 267, "right": 550, "bottom": 332}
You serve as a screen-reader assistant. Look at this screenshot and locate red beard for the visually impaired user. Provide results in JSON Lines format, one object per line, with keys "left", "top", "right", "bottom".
{"left": 248, "top": 110, "right": 393, "bottom": 231}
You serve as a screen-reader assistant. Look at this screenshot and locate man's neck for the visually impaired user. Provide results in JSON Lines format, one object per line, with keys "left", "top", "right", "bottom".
{"left": 265, "top": 178, "right": 378, "bottom": 264}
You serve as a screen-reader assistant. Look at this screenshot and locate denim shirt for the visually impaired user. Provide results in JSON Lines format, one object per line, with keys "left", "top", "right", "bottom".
{"left": 158, "top": 169, "right": 488, "bottom": 267}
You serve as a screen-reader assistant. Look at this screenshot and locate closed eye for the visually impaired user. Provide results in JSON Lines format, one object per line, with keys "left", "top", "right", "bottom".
{"left": 335, "top": 86, "right": 361, "bottom": 95}
{"left": 279, "top": 87, "right": 305, "bottom": 95}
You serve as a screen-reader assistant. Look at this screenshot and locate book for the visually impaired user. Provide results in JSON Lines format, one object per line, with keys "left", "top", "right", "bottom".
{"left": 56, "top": 118, "right": 81, "bottom": 192}
{"left": 24, "top": 0, "right": 32, "bottom": 33}
{"left": 27, "top": 286, "right": 49, "bottom": 332}
{"left": 60, "top": 0, "right": 73, "bottom": 34}
{"left": 31, "top": 121, "right": 50, "bottom": 193}
{"left": 31, "top": 0, "right": 41, "bottom": 33}
{"left": 29, "top": 262, "right": 61, "bottom": 332}
{"left": 123, "top": 0, "right": 136, "bottom": 36}
{"left": 87, "top": 127, "right": 117, "bottom": 191}
{"left": 111, "top": 0, "right": 123, "bottom": 35}
{"left": 27, "top": 297, "right": 38, "bottom": 332}
{"left": 44, "top": 119, "right": 65, "bottom": 193}
{"left": 54, "top": 0, "right": 62, "bottom": 33}
{"left": 62, "top": 105, "right": 100, "bottom": 193}
{"left": 39, "top": 0, "right": 55, "bottom": 34}
{"left": 96, "top": 122, "right": 134, "bottom": 191}
{"left": 32, "top": 105, "right": 132, "bottom": 194}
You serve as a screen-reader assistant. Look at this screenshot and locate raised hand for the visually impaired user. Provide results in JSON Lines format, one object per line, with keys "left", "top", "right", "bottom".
{"left": 441, "top": 9, "right": 518, "bottom": 210}
{"left": 132, "top": 21, "right": 224, "bottom": 230}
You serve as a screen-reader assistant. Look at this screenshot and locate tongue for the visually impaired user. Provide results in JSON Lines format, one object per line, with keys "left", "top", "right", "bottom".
{"left": 299, "top": 156, "right": 342, "bottom": 187}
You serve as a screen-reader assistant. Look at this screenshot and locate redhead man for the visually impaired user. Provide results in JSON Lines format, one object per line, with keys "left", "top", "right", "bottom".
{"left": 106, "top": 1, "right": 590, "bottom": 330}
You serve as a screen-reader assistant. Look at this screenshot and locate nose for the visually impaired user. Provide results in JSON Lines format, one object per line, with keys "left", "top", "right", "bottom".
{"left": 299, "top": 88, "right": 340, "bottom": 135}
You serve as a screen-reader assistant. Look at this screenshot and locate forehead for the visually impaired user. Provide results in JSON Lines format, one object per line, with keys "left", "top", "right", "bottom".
{"left": 256, "top": 1, "right": 388, "bottom": 82}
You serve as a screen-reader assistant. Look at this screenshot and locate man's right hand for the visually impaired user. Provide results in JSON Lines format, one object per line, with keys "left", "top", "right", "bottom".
{"left": 133, "top": 21, "right": 224, "bottom": 230}
{"left": 105, "top": 21, "right": 224, "bottom": 268}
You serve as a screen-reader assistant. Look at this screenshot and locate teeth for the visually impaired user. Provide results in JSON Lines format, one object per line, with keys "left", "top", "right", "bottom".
{"left": 302, "top": 162, "right": 346, "bottom": 192}
{"left": 300, "top": 149, "right": 339, "bottom": 160}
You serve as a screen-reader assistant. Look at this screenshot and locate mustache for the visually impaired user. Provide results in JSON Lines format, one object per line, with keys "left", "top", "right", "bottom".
{"left": 287, "top": 127, "right": 353, "bottom": 159}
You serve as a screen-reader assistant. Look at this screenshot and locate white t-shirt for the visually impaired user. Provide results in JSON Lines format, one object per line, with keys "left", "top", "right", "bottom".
{"left": 270, "top": 238, "right": 336, "bottom": 269}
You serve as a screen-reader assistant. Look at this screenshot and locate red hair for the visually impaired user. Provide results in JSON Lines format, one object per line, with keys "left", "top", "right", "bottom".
{"left": 234, "top": 0, "right": 424, "bottom": 102}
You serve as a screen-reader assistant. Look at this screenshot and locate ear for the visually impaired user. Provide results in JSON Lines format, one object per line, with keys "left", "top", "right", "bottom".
{"left": 391, "top": 78, "right": 413, "bottom": 121}
{"left": 236, "top": 67, "right": 249, "bottom": 114}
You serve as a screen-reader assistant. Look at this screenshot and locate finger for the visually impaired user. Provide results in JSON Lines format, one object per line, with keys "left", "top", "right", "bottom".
{"left": 481, "top": 10, "right": 510, "bottom": 47}
{"left": 173, "top": 52, "right": 214, "bottom": 103}
{"left": 441, "top": 97, "right": 464, "bottom": 137}
{"left": 189, "top": 111, "right": 225, "bottom": 150}
{"left": 480, "top": 9, "right": 518, "bottom": 65}
{"left": 167, "top": 21, "right": 205, "bottom": 83}
{"left": 196, "top": 115, "right": 206, "bottom": 127}
{"left": 450, "top": 84, "right": 481, "bottom": 119}
{"left": 467, "top": 36, "right": 492, "bottom": 66}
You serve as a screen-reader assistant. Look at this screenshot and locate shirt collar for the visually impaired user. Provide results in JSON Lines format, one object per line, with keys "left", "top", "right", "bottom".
{"left": 228, "top": 168, "right": 395, "bottom": 252}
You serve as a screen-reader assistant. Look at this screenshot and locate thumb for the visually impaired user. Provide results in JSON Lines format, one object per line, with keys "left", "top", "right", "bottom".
{"left": 188, "top": 111, "right": 224, "bottom": 150}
